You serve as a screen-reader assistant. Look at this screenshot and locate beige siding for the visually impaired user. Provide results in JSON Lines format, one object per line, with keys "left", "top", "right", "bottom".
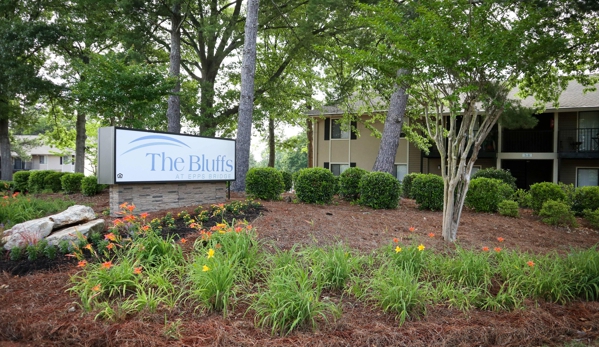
{"left": 408, "top": 143, "right": 421, "bottom": 173}
{"left": 559, "top": 159, "right": 599, "bottom": 186}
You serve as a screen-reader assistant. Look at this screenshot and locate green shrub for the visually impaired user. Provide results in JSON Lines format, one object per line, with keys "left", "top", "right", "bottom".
{"left": 338, "top": 167, "right": 368, "bottom": 201}
{"left": 12, "top": 171, "right": 31, "bottom": 192}
{"left": 81, "top": 176, "right": 106, "bottom": 196}
{"left": 572, "top": 186, "right": 599, "bottom": 216}
{"left": 61, "top": 173, "right": 85, "bottom": 194}
{"left": 245, "top": 167, "right": 284, "bottom": 200}
{"left": 294, "top": 168, "right": 336, "bottom": 204}
{"left": 529, "top": 182, "right": 566, "bottom": 214}
{"left": 583, "top": 208, "right": 599, "bottom": 229}
{"left": 280, "top": 171, "right": 293, "bottom": 192}
{"left": 28, "top": 170, "right": 54, "bottom": 193}
{"left": 401, "top": 173, "right": 421, "bottom": 198}
{"left": 412, "top": 174, "right": 444, "bottom": 211}
{"left": 0, "top": 180, "right": 14, "bottom": 193}
{"left": 539, "top": 200, "right": 578, "bottom": 228}
{"left": 498, "top": 200, "right": 520, "bottom": 218}
{"left": 512, "top": 189, "right": 531, "bottom": 208}
{"left": 465, "top": 178, "right": 514, "bottom": 213}
{"left": 44, "top": 172, "right": 66, "bottom": 193}
{"left": 359, "top": 172, "right": 401, "bottom": 209}
{"left": 558, "top": 182, "right": 576, "bottom": 207}
{"left": 472, "top": 168, "right": 517, "bottom": 190}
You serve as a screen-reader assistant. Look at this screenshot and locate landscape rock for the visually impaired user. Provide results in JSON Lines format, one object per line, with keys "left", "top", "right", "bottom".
{"left": 45, "top": 219, "right": 105, "bottom": 246}
{"left": 49, "top": 205, "right": 96, "bottom": 228}
{"left": 2, "top": 218, "right": 55, "bottom": 250}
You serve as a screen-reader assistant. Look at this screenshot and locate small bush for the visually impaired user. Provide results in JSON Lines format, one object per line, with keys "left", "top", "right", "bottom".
{"left": 294, "top": 168, "right": 336, "bottom": 204}
{"left": 359, "top": 172, "right": 401, "bottom": 209}
{"left": 44, "top": 172, "right": 66, "bottom": 193}
{"left": 472, "top": 168, "right": 517, "bottom": 191}
{"left": 584, "top": 208, "right": 599, "bottom": 229}
{"left": 12, "top": 171, "right": 31, "bottom": 192}
{"left": 529, "top": 182, "right": 566, "bottom": 214}
{"left": 412, "top": 174, "right": 444, "bottom": 211}
{"left": 28, "top": 170, "right": 54, "bottom": 193}
{"left": 0, "top": 180, "right": 14, "bottom": 193}
{"left": 280, "top": 171, "right": 293, "bottom": 192}
{"left": 401, "top": 173, "right": 421, "bottom": 198}
{"left": 559, "top": 182, "right": 576, "bottom": 207}
{"left": 539, "top": 200, "right": 578, "bottom": 228}
{"left": 512, "top": 189, "right": 531, "bottom": 208}
{"left": 81, "top": 176, "right": 106, "bottom": 196}
{"left": 572, "top": 186, "right": 599, "bottom": 216}
{"left": 245, "top": 167, "right": 284, "bottom": 200}
{"left": 338, "top": 167, "right": 369, "bottom": 201}
{"left": 465, "top": 178, "right": 514, "bottom": 213}
{"left": 498, "top": 200, "right": 520, "bottom": 218}
{"left": 61, "top": 173, "right": 85, "bottom": 194}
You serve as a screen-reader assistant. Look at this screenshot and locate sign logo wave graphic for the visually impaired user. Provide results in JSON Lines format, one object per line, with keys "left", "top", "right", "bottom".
{"left": 120, "top": 135, "right": 192, "bottom": 156}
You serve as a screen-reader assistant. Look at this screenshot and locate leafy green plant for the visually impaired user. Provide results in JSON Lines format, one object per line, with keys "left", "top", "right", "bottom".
{"left": 539, "top": 200, "right": 578, "bottom": 228}
{"left": 512, "top": 188, "right": 531, "bottom": 208}
{"left": 0, "top": 193, "right": 75, "bottom": 228}
{"left": 465, "top": 177, "right": 514, "bottom": 212}
{"left": 472, "top": 168, "right": 517, "bottom": 190}
{"left": 401, "top": 173, "right": 421, "bottom": 198}
{"left": 0, "top": 180, "right": 15, "bottom": 193}
{"left": 12, "top": 171, "right": 31, "bottom": 192}
{"left": 498, "top": 200, "right": 520, "bottom": 218}
{"left": 338, "top": 167, "right": 368, "bottom": 201}
{"left": 583, "top": 208, "right": 599, "bottom": 229}
{"left": 61, "top": 173, "right": 85, "bottom": 194}
{"left": 294, "top": 168, "right": 336, "bottom": 204}
{"left": 245, "top": 167, "right": 284, "bottom": 200}
{"left": 9, "top": 246, "right": 23, "bottom": 261}
{"left": 279, "top": 170, "right": 293, "bottom": 192}
{"left": 412, "top": 174, "right": 444, "bottom": 211}
{"left": 572, "top": 186, "right": 599, "bottom": 216}
{"left": 304, "top": 244, "right": 362, "bottom": 291}
{"left": 28, "top": 170, "right": 54, "bottom": 193}
{"left": 529, "top": 182, "right": 566, "bottom": 214}
{"left": 82, "top": 175, "right": 106, "bottom": 196}
{"left": 44, "top": 172, "right": 66, "bottom": 193}
{"left": 359, "top": 172, "right": 401, "bottom": 209}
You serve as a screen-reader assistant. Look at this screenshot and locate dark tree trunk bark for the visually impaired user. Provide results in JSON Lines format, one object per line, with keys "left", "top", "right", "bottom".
{"left": 74, "top": 111, "right": 86, "bottom": 173}
{"left": 268, "top": 116, "right": 275, "bottom": 167}
{"left": 372, "top": 69, "right": 409, "bottom": 174}
{"left": 231, "top": 0, "right": 259, "bottom": 192}
{"left": 199, "top": 78, "right": 218, "bottom": 136}
{"left": 0, "top": 116, "right": 12, "bottom": 181}
{"left": 167, "top": 2, "right": 181, "bottom": 133}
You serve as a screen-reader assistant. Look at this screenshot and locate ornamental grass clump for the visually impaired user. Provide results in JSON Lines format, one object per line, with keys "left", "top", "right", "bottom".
{"left": 0, "top": 192, "right": 74, "bottom": 228}
{"left": 303, "top": 244, "right": 363, "bottom": 291}
{"left": 338, "top": 167, "right": 368, "bottom": 201}
{"left": 294, "top": 168, "right": 336, "bottom": 204}
{"left": 245, "top": 167, "right": 284, "bottom": 200}
{"left": 359, "top": 172, "right": 401, "bottom": 209}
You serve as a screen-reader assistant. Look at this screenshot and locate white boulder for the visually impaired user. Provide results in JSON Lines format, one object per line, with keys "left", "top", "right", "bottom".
{"left": 2, "top": 218, "right": 55, "bottom": 250}
{"left": 46, "top": 219, "right": 105, "bottom": 246}
{"left": 49, "top": 205, "right": 96, "bottom": 228}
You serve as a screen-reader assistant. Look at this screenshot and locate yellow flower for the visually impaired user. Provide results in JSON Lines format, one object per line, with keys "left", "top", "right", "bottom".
{"left": 207, "top": 248, "right": 215, "bottom": 259}
{"left": 202, "top": 265, "right": 210, "bottom": 272}
{"left": 417, "top": 244, "right": 425, "bottom": 251}
{"left": 395, "top": 246, "right": 402, "bottom": 253}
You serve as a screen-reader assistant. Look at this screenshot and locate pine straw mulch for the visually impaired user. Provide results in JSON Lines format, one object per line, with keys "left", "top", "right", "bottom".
{"left": 1, "top": 191, "right": 599, "bottom": 346}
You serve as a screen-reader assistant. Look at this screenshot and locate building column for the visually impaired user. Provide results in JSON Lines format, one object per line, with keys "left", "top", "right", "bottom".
{"left": 553, "top": 111, "right": 559, "bottom": 183}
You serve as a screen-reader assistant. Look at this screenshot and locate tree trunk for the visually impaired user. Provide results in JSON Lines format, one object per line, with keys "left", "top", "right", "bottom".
{"left": 167, "top": 2, "right": 181, "bottom": 133}
{"left": 306, "top": 117, "right": 313, "bottom": 168}
{"left": 199, "top": 79, "right": 217, "bottom": 136}
{"left": 268, "top": 116, "right": 275, "bottom": 167}
{"left": 0, "top": 116, "right": 12, "bottom": 181}
{"left": 231, "top": 0, "right": 259, "bottom": 192}
{"left": 372, "top": 69, "right": 409, "bottom": 174}
{"left": 74, "top": 111, "right": 86, "bottom": 174}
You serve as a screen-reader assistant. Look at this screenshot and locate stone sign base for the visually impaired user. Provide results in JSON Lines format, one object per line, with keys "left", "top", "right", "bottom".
{"left": 109, "top": 182, "right": 227, "bottom": 216}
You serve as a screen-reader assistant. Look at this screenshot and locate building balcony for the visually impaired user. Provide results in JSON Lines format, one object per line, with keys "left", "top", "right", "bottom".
{"left": 558, "top": 128, "right": 599, "bottom": 159}
{"left": 502, "top": 129, "right": 553, "bottom": 153}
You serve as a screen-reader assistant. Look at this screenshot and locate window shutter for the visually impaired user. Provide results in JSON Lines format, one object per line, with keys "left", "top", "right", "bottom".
{"left": 324, "top": 162, "right": 329, "bottom": 169}
{"left": 350, "top": 121, "right": 357, "bottom": 139}
{"left": 350, "top": 162, "right": 356, "bottom": 167}
{"left": 324, "top": 118, "right": 330, "bottom": 141}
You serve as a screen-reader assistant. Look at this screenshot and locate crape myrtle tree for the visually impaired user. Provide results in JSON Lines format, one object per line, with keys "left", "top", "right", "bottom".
{"left": 369, "top": 0, "right": 598, "bottom": 242}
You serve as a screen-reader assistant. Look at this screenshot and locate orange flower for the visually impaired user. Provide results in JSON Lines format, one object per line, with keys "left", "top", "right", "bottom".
{"left": 235, "top": 226, "right": 243, "bottom": 233}
{"left": 428, "top": 233, "right": 435, "bottom": 238}
{"left": 393, "top": 238, "right": 399, "bottom": 243}
{"left": 497, "top": 237, "right": 505, "bottom": 242}
{"left": 106, "top": 243, "right": 114, "bottom": 250}
{"left": 140, "top": 212, "right": 149, "bottom": 219}
{"left": 101, "top": 261, "right": 113, "bottom": 269}
{"left": 127, "top": 204, "right": 136, "bottom": 212}
{"left": 482, "top": 246, "right": 489, "bottom": 252}
{"left": 133, "top": 267, "right": 143, "bottom": 274}
{"left": 123, "top": 214, "right": 135, "bottom": 222}
{"left": 119, "top": 202, "right": 129, "bottom": 209}
{"left": 494, "top": 247, "right": 502, "bottom": 253}
{"left": 104, "top": 233, "right": 116, "bottom": 241}
{"left": 180, "top": 238, "right": 187, "bottom": 244}
{"left": 12, "top": 192, "right": 19, "bottom": 198}
{"left": 408, "top": 226, "right": 416, "bottom": 232}
{"left": 141, "top": 225, "right": 150, "bottom": 231}
{"left": 77, "top": 260, "right": 88, "bottom": 268}
{"left": 527, "top": 261, "right": 535, "bottom": 267}
{"left": 215, "top": 243, "right": 222, "bottom": 249}
{"left": 92, "top": 284, "right": 101, "bottom": 291}
{"left": 2, "top": 196, "right": 8, "bottom": 200}
{"left": 113, "top": 219, "right": 123, "bottom": 227}
{"left": 84, "top": 244, "right": 93, "bottom": 251}
{"left": 247, "top": 225, "right": 253, "bottom": 230}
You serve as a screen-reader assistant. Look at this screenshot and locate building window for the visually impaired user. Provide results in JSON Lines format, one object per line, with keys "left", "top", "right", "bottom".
{"left": 331, "top": 164, "right": 350, "bottom": 176}
{"left": 331, "top": 119, "right": 349, "bottom": 139}
{"left": 395, "top": 164, "right": 407, "bottom": 182}
{"left": 39, "top": 155, "right": 46, "bottom": 164}
{"left": 577, "top": 168, "right": 599, "bottom": 187}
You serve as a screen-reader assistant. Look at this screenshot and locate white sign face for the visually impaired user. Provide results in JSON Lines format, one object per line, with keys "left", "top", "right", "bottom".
{"left": 114, "top": 128, "right": 235, "bottom": 183}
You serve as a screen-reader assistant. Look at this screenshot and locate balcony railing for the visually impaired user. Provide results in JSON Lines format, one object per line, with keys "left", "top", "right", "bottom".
{"left": 502, "top": 129, "right": 553, "bottom": 152}
{"left": 558, "top": 128, "right": 599, "bottom": 156}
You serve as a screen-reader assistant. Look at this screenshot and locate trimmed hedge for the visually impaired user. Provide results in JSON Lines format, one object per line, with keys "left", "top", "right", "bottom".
{"left": 359, "top": 172, "right": 401, "bottom": 209}
{"left": 339, "top": 167, "right": 369, "bottom": 201}
{"left": 44, "top": 172, "right": 66, "bottom": 193}
{"left": 12, "top": 171, "right": 31, "bottom": 192}
{"left": 81, "top": 176, "right": 106, "bottom": 196}
{"left": 61, "top": 173, "right": 85, "bottom": 194}
{"left": 245, "top": 167, "right": 284, "bottom": 200}
{"left": 584, "top": 208, "right": 599, "bottom": 229}
{"left": 412, "top": 174, "right": 444, "bottom": 211}
{"left": 280, "top": 171, "right": 293, "bottom": 192}
{"left": 28, "top": 170, "right": 54, "bottom": 193}
{"left": 529, "top": 182, "right": 566, "bottom": 214}
{"left": 472, "top": 168, "right": 517, "bottom": 190}
{"left": 539, "top": 200, "right": 578, "bottom": 228}
{"left": 401, "top": 173, "right": 421, "bottom": 198}
{"left": 465, "top": 177, "right": 514, "bottom": 213}
{"left": 572, "top": 186, "right": 599, "bottom": 216}
{"left": 295, "top": 168, "right": 336, "bottom": 204}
